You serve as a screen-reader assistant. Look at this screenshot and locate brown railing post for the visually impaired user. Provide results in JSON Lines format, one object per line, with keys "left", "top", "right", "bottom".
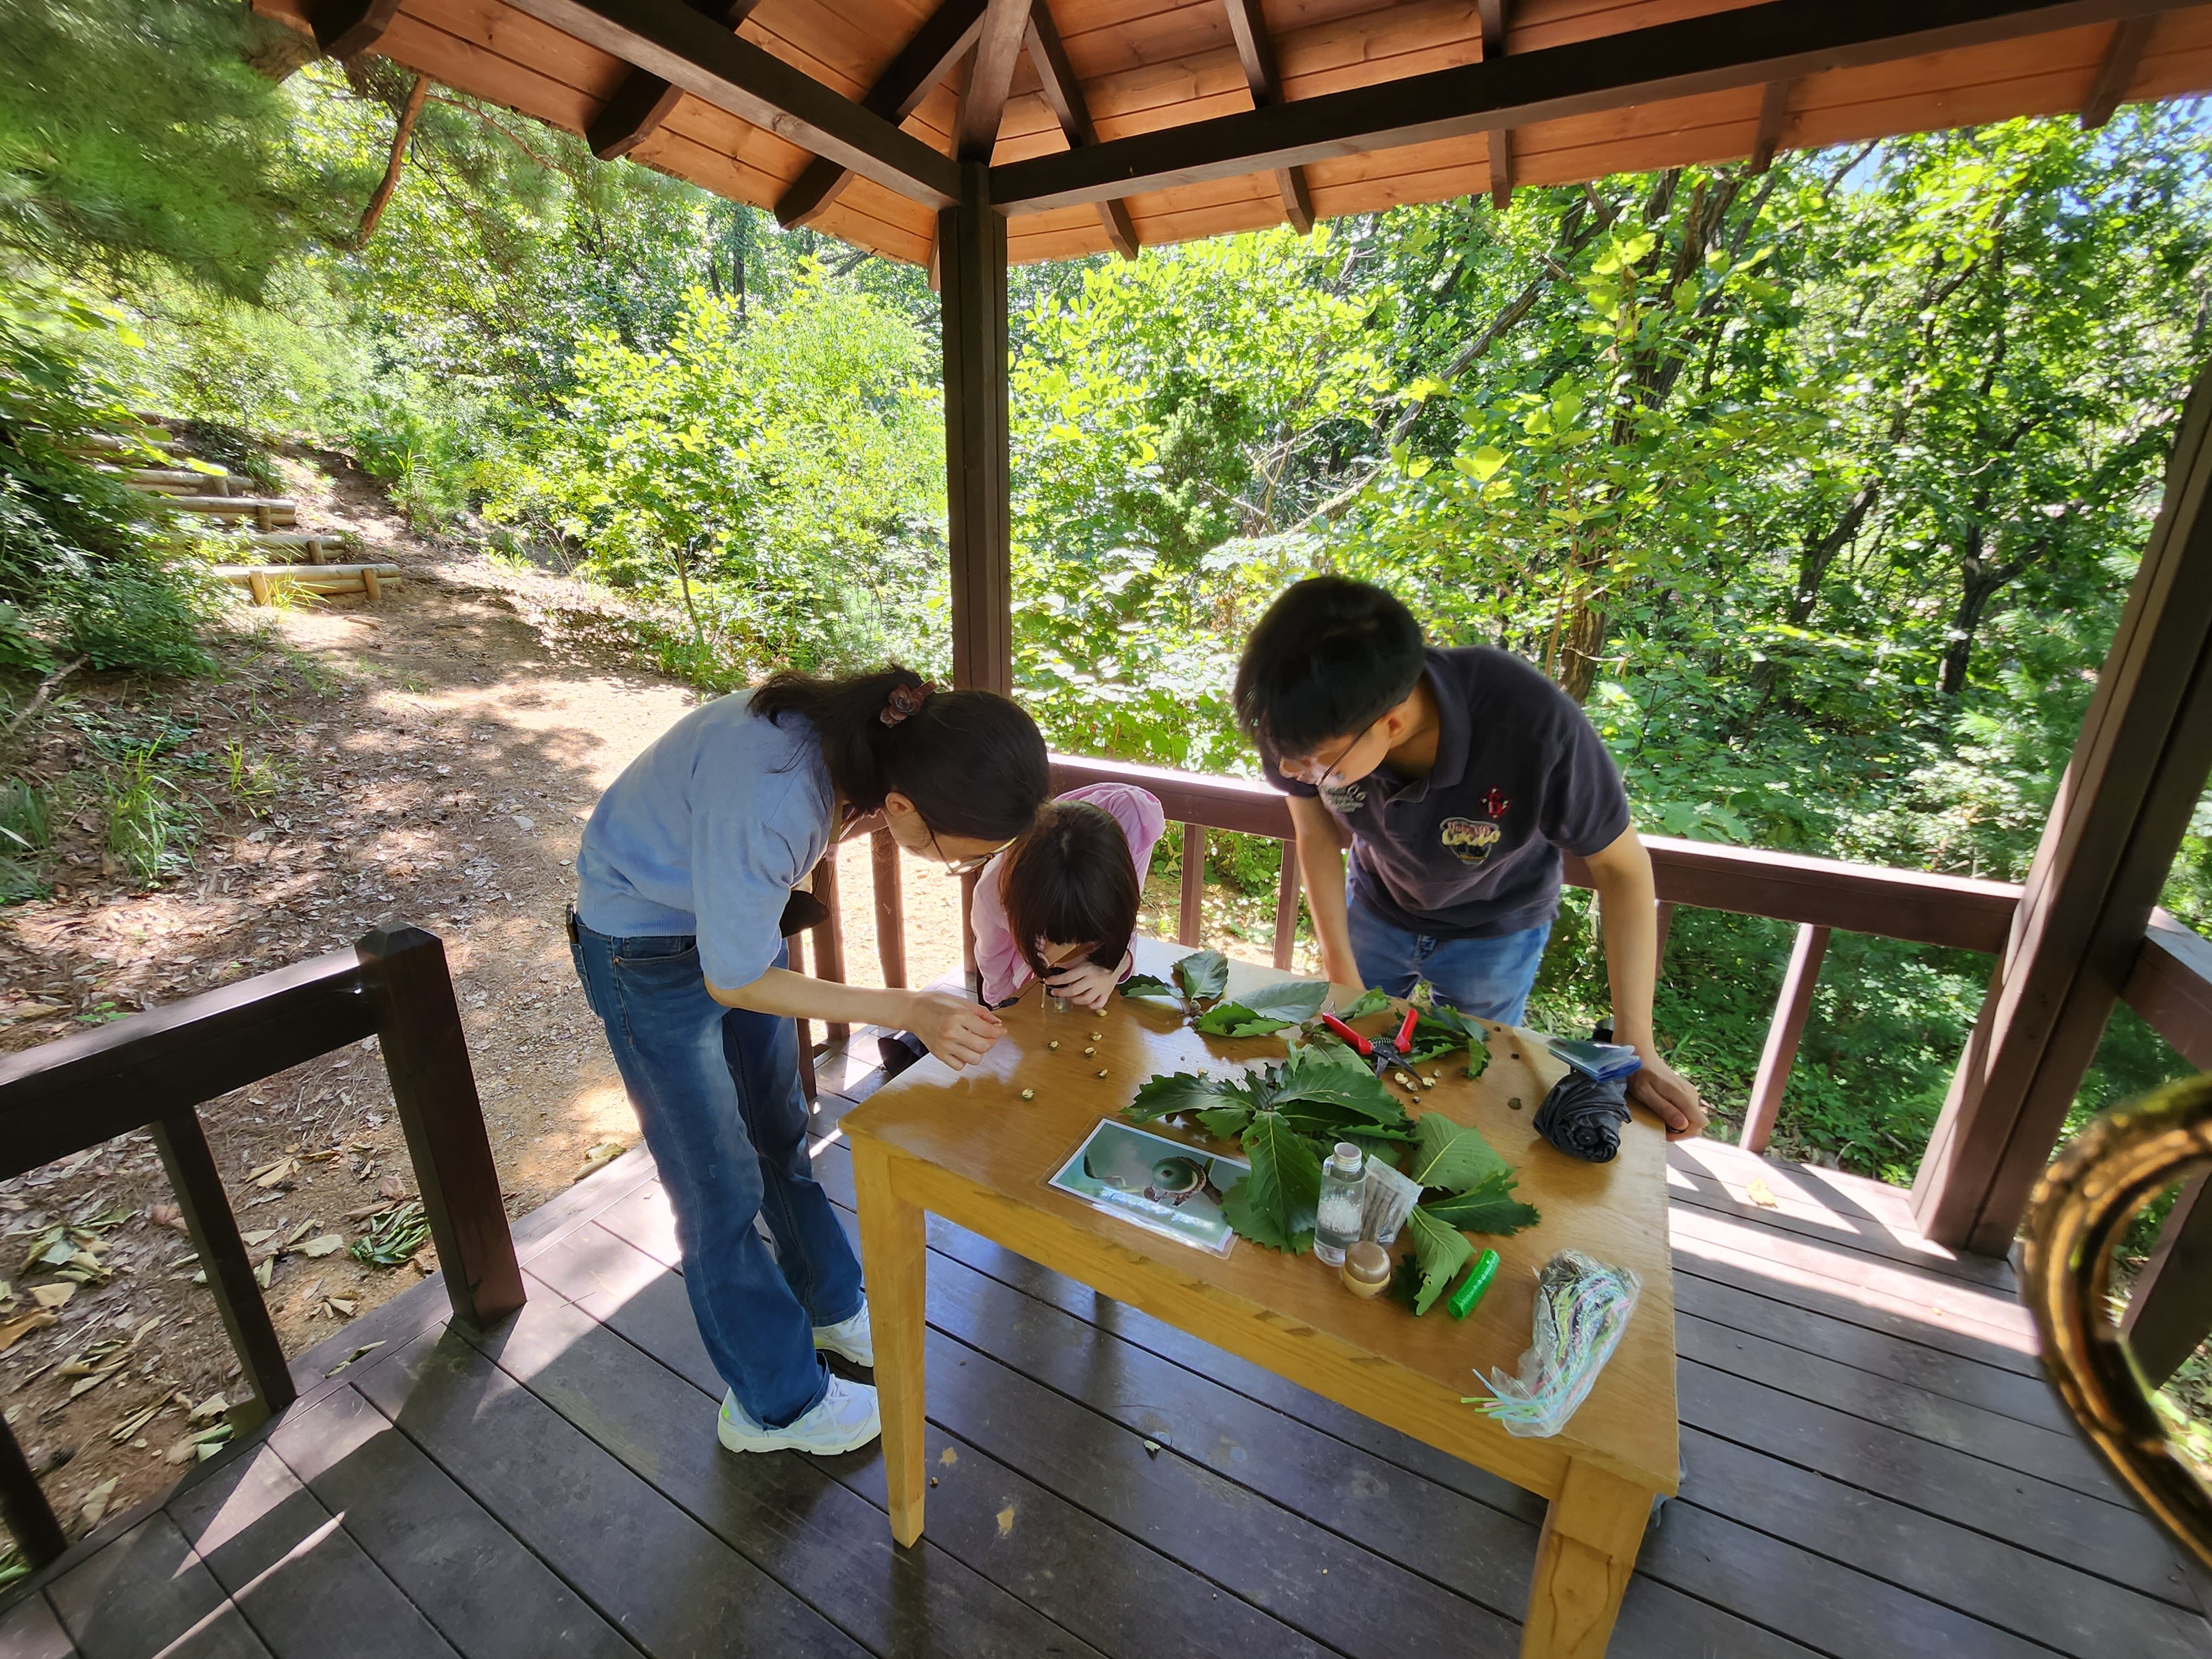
{"left": 1272, "top": 847, "right": 1302, "bottom": 972}
{"left": 359, "top": 925, "right": 524, "bottom": 1329}
{"left": 0, "top": 1412, "right": 65, "bottom": 1568}
{"left": 2122, "top": 1170, "right": 2212, "bottom": 1385}
{"left": 1178, "top": 823, "right": 1206, "bottom": 947}
{"left": 873, "top": 827, "right": 908, "bottom": 988}
{"left": 812, "top": 844, "right": 850, "bottom": 1046}
{"left": 150, "top": 1110, "right": 296, "bottom": 1429}
{"left": 1740, "top": 924, "right": 1828, "bottom": 1155}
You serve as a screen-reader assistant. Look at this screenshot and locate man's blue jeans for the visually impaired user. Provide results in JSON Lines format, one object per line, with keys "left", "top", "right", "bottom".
{"left": 1346, "top": 893, "right": 1551, "bottom": 1026}
{"left": 569, "top": 921, "right": 862, "bottom": 1428}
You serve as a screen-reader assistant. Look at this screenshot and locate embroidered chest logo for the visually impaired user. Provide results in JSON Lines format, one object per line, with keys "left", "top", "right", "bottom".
{"left": 1478, "top": 787, "right": 1512, "bottom": 819}
{"left": 1321, "top": 780, "right": 1368, "bottom": 815}
{"left": 1439, "top": 816, "right": 1503, "bottom": 865}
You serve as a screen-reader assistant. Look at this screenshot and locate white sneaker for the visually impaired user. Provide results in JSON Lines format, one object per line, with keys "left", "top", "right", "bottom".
{"left": 813, "top": 1302, "right": 873, "bottom": 1368}
{"left": 717, "top": 1377, "right": 880, "bottom": 1455}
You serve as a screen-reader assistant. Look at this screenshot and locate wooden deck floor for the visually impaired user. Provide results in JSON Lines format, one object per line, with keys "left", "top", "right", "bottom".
{"left": 6, "top": 1030, "right": 2208, "bottom": 1659}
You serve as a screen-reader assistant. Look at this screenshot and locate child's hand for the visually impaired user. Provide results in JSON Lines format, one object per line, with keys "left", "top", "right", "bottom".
{"left": 1629, "top": 1047, "right": 1708, "bottom": 1140}
{"left": 1043, "top": 958, "right": 1120, "bottom": 1013}
{"left": 907, "top": 994, "right": 1004, "bottom": 1070}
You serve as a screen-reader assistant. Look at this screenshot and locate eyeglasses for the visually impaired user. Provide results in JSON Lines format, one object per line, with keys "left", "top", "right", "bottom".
{"left": 931, "top": 833, "right": 1016, "bottom": 876}
{"left": 1285, "top": 714, "right": 1382, "bottom": 792}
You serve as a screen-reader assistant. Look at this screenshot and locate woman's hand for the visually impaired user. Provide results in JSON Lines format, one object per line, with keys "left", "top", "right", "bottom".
{"left": 1628, "top": 1046, "right": 1708, "bottom": 1140}
{"left": 1042, "top": 957, "right": 1122, "bottom": 1013}
{"left": 906, "top": 993, "right": 1005, "bottom": 1070}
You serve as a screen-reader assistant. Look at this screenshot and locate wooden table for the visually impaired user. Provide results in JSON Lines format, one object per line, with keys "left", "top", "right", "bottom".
{"left": 843, "top": 938, "right": 1678, "bottom": 1658}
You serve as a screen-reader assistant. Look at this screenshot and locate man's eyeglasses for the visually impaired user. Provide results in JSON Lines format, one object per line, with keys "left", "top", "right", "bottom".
{"left": 932, "top": 834, "right": 1016, "bottom": 876}
{"left": 1284, "top": 714, "right": 1382, "bottom": 792}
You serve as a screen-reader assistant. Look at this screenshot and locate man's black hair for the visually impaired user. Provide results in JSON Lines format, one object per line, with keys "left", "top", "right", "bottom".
{"left": 1233, "top": 576, "right": 1427, "bottom": 759}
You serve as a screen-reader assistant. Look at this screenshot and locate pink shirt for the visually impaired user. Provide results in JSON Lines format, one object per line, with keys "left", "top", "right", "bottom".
{"left": 972, "top": 782, "right": 1167, "bottom": 1006}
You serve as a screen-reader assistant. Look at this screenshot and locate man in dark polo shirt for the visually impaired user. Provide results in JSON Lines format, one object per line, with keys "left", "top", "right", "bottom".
{"left": 1235, "top": 576, "right": 1705, "bottom": 1137}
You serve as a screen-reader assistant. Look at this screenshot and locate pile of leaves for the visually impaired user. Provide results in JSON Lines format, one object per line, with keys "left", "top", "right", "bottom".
{"left": 1121, "top": 947, "right": 1333, "bottom": 1036}
{"left": 1124, "top": 1044, "right": 1536, "bottom": 1308}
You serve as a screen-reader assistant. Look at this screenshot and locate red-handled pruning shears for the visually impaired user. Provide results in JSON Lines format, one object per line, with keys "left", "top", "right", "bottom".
{"left": 1317, "top": 1012, "right": 1373, "bottom": 1055}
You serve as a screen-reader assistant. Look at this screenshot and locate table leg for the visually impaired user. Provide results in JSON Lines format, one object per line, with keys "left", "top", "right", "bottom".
{"left": 853, "top": 1139, "right": 927, "bottom": 1546}
{"left": 1519, "top": 1459, "right": 1653, "bottom": 1658}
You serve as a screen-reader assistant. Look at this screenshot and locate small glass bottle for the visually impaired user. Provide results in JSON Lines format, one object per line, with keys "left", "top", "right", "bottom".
{"left": 1313, "top": 1142, "right": 1368, "bottom": 1267}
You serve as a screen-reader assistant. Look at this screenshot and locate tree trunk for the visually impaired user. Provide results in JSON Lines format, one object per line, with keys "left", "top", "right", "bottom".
{"left": 1941, "top": 525, "right": 2012, "bottom": 697}
{"left": 356, "top": 76, "right": 428, "bottom": 249}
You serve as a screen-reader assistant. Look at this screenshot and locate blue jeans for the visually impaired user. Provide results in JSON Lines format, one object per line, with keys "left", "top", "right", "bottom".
{"left": 568, "top": 921, "right": 862, "bottom": 1428}
{"left": 1347, "top": 892, "right": 1552, "bottom": 1026}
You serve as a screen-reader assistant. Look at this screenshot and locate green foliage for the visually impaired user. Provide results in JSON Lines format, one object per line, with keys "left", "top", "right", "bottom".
{"left": 1220, "top": 1110, "right": 1322, "bottom": 1253}
{"left": 103, "top": 744, "right": 197, "bottom": 886}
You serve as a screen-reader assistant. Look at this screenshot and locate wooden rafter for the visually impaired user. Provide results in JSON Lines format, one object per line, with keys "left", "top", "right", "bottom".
{"left": 989, "top": 0, "right": 2201, "bottom": 215}
{"left": 956, "top": 0, "right": 1033, "bottom": 161}
{"left": 1222, "top": 0, "right": 1314, "bottom": 233}
{"left": 2082, "top": 14, "right": 2157, "bottom": 128}
{"left": 307, "top": 0, "right": 404, "bottom": 57}
{"left": 1025, "top": 1, "right": 1139, "bottom": 258}
{"left": 1749, "top": 77, "right": 1793, "bottom": 172}
{"left": 589, "top": 0, "right": 759, "bottom": 161}
{"left": 1479, "top": 0, "right": 1510, "bottom": 209}
{"left": 500, "top": 0, "right": 963, "bottom": 209}
{"left": 776, "top": 0, "right": 989, "bottom": 227}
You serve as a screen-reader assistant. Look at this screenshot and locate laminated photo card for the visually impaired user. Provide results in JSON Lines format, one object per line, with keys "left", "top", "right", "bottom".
{"left": 1047, "top": 1119, "right": 1249, "bottom": 1258}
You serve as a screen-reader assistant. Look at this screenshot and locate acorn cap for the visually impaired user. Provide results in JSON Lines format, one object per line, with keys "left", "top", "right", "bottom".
{"left": 1343, "top": 1241, "right": 1391, "bottom": 1285}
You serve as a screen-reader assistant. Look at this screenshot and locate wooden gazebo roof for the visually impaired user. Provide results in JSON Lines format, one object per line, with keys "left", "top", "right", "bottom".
{"left": 262, "top": 0, "right": 2212, "bottom": 268}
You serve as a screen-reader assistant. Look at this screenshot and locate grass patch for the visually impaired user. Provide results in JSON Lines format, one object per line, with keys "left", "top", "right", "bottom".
{"left": 103, "top": 745, "right": 199, "bottom": 886}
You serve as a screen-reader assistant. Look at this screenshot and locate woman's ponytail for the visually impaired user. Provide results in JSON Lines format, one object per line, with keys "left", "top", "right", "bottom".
{"left": 750, "top": 666, "right": 1047, "bottom": 842}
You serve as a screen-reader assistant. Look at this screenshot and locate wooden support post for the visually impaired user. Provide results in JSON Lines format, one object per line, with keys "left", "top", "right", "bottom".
{"left": 256, "top": 502, "right": 273, "bottom": 533}
{"left": 1917, "top": 361, "right": 2212, "bottom": 1254}
{"left": 2122, "top": 1168, "right": 2212, "bottom": 1385}
{"left": 308, "top": 537, "right": 326, "bottom": 566}
{"left": 957, "top": 0, "right": 1031, "bottom": 160}
{"left": 1749, "top": 77, "right": 1792, "bottom": 171}
{"left": 248, "top": 570, "right": 270, "bottom": 607}
{"left": 0, "top": 1417, "right": 64, "bottom": 1569}
{"left": 1653, "top": 899, "right": 1674, "bottom": 978}
{"left": 359, "top": 925, "right": 525, "bottom": 1328}
{"left": 1178, "top": 823, "right": 1206, "bottom": 947}
{"left": 873, "top": 827, "right": 909, "bottom": 989}
{"left": 1741, "top": 922, "right": 1828, "bottom": 1155}
{"left": 812, "top": 846, "right": 849, "bottom": 1046}
{"left": 362, "top": 567, "right": 383, "bottom": 603}
{"left": 940, "top": 163, "right": 1013, "bottom": 696}
{"left": 1479, "top": 0, "right": 1512, "bottom": 208}
{"left": 1520, "top": 1459, "right": 1650, "bottom": 1658}
{"left": 853, "top": 1139, "right": 928, "bottom": 1546}
{"left": 2082, "top": 15, "right": 2156, "bottom": 129}
{"left": 150, "top": 1110, "right": 295, "bottom": 1430}
{"left": 1272, "top": 846, "right": 1302, "bottom": 971}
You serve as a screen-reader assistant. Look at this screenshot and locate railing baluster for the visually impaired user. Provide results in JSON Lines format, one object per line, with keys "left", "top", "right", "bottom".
{"left": 150, "top": 1109, "right": 295, "bottom": 1431}
{"left": 2121, "top": 1169, "right": 2212, "bottom": 1385}
{"left": 1272, "top": 846, "right": 1302, "bottom": 972}
{"left": 1178, "top": 823, "right": 1206, "bottom": 947}
{"left": 0, "top": 1408, "right": 65, "bottom": 1568}
{"left": 811, "top": 846, "right": 850, "bottom": 1046}
{"left": 1740, "top": 923, "right": 1829, "bottom": 1155}
{"left": 873, "top": 827, "right": 907, "bottom": 989}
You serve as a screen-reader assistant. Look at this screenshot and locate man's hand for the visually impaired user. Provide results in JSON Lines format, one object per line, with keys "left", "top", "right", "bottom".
{"left": 1628, "top": 1046, "right": 1708, "bottom": 1140}
{"left": 1044, "top": 956, "right": 1121, "bottom": 1013}
{"left": 906, "top": 993, "right": 1004, "bottom": 1070}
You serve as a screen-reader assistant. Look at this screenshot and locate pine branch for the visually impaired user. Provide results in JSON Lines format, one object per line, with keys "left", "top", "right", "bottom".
{"left": 356, "top": 75, "right": 427, "bottom": 249}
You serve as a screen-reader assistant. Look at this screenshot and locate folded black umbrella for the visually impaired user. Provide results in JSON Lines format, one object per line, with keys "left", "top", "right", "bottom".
{"left": 1533, "top": 1068, "right": 1633, "bottom": 1163}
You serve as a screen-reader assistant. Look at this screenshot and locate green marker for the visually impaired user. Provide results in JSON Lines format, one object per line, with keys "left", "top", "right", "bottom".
{"left": 1446, "top": 1248, "right": 1501, "bottom": 1320}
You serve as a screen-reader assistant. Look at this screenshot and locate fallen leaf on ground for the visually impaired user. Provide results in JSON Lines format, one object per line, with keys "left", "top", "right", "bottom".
{"left": 297, "top": 1234, "right": 345, "bottom": 1259}
{"left": 149, "top": 1205, "right": 186, "bottom": 1233}
{"left": 189, "top": 1394, "right": 227, "bottom": 1425}
{"left": 0, "top": 1311, "right": 55, "bottom": 1353}
{"left": 30, "top": 1284, "right": 74, "bottom": 1310}
{"left": 1744, "top": 1178, "right": 1779, "bottom": 1209}
{"left": 938, "top": 1447, "right": 958, "bottom": 1468}
{"left": 323, "top": 1342, "right": 383, "bottom": 1378}
{"left": 573, "top": 1140, "right": 625, "bottom": 1182}
{"left": 995, "top": 1504, "right": 1016, "bottom": 1538}
{"left": 79, "top": 1478, "right": 118, "bottom": 1530}
{"left": 240, "top": 1229, "right": 277, "bottom": 1248}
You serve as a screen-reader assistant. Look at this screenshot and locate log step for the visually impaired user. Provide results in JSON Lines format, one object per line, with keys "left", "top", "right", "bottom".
{"left": 112, "top": 467, "right": 236, "bottom": 495}
{"left": 216, "top": 564, "right": 403, "bottom": 605}
{"left": 66, "top": 433, "right": 179, "bottom": 458}
{"left": 165, "top": 497, "right": 297, "bottom": 527}
{"left": 217, "top": 532, "right": 356, "bottom": 564}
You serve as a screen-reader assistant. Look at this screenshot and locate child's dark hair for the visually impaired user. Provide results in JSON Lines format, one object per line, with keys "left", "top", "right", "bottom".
{"left": 1001, "top": 800, "right": 1140, "bottom": 983}
{"left": 750, "top": 666, "right": 1047, "bottom": 842}
{"left": 1233, "top": 576, "right": 1427, "bottom": 759}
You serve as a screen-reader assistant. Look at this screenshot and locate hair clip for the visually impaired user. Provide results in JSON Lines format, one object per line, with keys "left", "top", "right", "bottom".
{"left": 880, "top": 681, "right": 936, "bottom": 726}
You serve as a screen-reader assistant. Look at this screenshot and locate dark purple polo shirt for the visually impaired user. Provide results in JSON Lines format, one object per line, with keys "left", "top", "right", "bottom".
{"left": 1262, "top": 646, "right": 1630, "bottom": 939}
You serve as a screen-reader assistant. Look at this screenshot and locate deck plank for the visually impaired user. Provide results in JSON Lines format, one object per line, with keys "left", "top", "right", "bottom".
{"left": 166, "top": 1441, "right": 457, "bottom": 1659}
{"left": 0, "top": 1595, "right": 76, "bottom": 1659}
{"left": 42, "top": 1511, "right": 271, "bottom": 1659}
{"left": 265, "top": 1385, "right": 638, "bottom": 1659}
{"left": 353, "top": 1327, "right": 868, "bottom": 1659}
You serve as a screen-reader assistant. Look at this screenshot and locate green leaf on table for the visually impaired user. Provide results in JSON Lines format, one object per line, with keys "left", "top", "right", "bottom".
{"left": 1409, "top": 1006, "right": 1491, "bottom": 1076}
{"left": 1272, "top": 1097, "right": 1415, "bottom": 1144}
{"left": 1336, "top": 987, "right": 1392, "bottom": 1021}
{"left": 1123, "top": 1071, "right": 1244, "bottom": 1124}
{"left": 1119, "top": 974, "right": 1180, "bottom": 1001}
{"left": 1221, "top": 1109, "right": 1320, "bottom": 1253}
{"left": 1173, "top": 949, "right": 1230, "bottom": 1004}
{"left": 1420, "top": 1172, "right": 1540, "bottom": 1236}
{"left": 1402, "top": 1112, "right": 1510, "bottom": 1194}
{"left": 1403, "top": 1206, "right": 1473, "bottom": 1314}
{"left": 1196, "top": 1105, "right": 1256, "bottom": 1141}
{"left": 1193, "top": 1001, "right": 1285, "bottom": 1037}
{"left": 1270, "top": 1045, "right": 1410, "bottom": 1129}
{"left": 1236, "top": 978, "right": 1331, "bottom": 1026}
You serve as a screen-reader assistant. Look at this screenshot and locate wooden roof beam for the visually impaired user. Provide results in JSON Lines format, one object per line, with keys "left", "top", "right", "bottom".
{"left": 1025, "top": 1, "right": 1138, "bottom": 258}
{"left": 957, "top": 0, "right": 1032, "bottom": 161}
{"left": 1222, "top": 0, "right": 1314, "bottom": 234}
{"left": 2082, "top": 15, "right": 2157, "bottom": 128}
{"left": 989, "top": 0, "right": 2197, "bottom": 216}
{"left": 1749, "top": 77, "right": 1793, "bottom": 173}
{"left": 1479, "top": 0, "right": 1510, "bottom": 210}
{"left": 776, "top": 0, "right": 989, "bottom": 226}
{"left": 500, "top": 0, "right": 964, "bottom": 209}
{"left": 307, "top": 0, "right": 403, "bottom": 58}
{"left": 589, "top": 0, "right": 759, "bottom": 162}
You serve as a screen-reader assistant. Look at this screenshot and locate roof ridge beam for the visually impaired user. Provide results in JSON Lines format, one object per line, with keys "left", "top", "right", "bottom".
{"left": 777, "top": 0, "right": 990, "bottom": 226}
{"left": 988, "top": 0, "right": 2197, "bottom": 216}
{"left": 957, "top": 0, "right": 1033, "bottom": 161}
{"left": 2082, "top": 14, "right": 2157, "bottom": 128}
{"left": 1222, "top": 0, "right": 1314, "bottom": 234}
{"left": 1026, "top": 1, "right": 1140, "bottom": 258}
{"left": 502, "top": 0, "right": 963, "bottom": 209}
{"left": 589, "top": 0, "right": 760, "bottom": 162}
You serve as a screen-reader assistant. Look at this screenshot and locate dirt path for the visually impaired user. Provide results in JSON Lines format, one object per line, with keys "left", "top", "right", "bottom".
{"left": 0, "top": 448, "right": 972, "bottom": 1550}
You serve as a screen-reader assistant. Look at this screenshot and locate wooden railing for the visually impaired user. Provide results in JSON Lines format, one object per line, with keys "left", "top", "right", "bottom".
{"left": 0, "top": 925, "right": 520, "bottom": 1568}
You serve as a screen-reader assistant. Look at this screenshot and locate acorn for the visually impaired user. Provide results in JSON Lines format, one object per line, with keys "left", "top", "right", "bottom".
{"left": 1020, "top": 1089, "right": 1035, "bottom": 1102}
{"left": 1090, "top": 1030, "right": 1103, "bottom": 1040}
{"left": 1083, "top": 1045, "right": 1096, "bottom": 1056}
{"left": 1048, "top": 1040, "right": 1060, "bottom": 1050}
{"left": 1095, "top": 1068, "right": 1109, "bottom": 1078}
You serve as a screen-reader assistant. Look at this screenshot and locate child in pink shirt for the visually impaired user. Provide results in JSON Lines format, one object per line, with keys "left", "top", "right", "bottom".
{"left": 972, "top": 782, "right": 1166, "bottom": 1010}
